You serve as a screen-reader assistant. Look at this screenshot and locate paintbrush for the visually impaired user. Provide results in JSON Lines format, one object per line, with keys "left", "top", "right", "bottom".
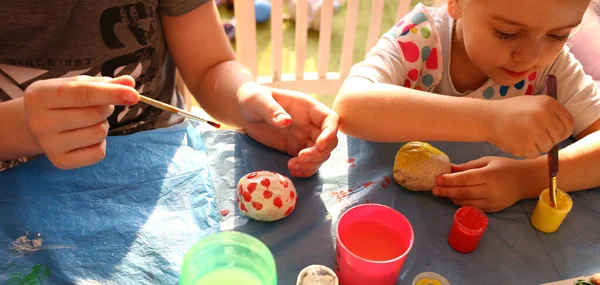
{"left": 137, "top": 94, "right": 221, "bottom": 128}
{"left": 545, "top": 75, "right": 559, "bottom": 208}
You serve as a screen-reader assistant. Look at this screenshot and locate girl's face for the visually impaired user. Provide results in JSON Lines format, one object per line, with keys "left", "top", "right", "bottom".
{"left": 452, "top": 0, "right": 590, "bottom": 85}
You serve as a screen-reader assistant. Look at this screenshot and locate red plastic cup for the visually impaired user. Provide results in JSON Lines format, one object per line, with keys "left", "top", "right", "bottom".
{"left": 335, "top": 204, "right": 414, "bottom": 285}
{"left": 447, "top": 206, "right": 488, "bottom": 253}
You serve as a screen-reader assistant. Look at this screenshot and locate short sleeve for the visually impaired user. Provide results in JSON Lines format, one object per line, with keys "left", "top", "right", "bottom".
{"left": 347, "top": 4, "right": 443, "bottom": 91}
{"left": 545, "top": 46, "right": 600, "bottom": 137}
{"left": 159, "top": 0, "right": 211, "bottom": 17}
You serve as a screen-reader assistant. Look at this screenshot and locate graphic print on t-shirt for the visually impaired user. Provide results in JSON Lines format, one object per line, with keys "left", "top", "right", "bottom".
{"left": 0, "top": 1, "right": 166, "bottom": 133}
{"left": 98, "top": 2, "right": 162, "bottom": 131}
{"left": 0, "top": 0, "right": 181, "bottom": 171}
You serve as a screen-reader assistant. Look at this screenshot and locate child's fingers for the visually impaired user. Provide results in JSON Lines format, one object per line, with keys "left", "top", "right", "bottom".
{"left": 436, "top": 168, "right": 486, "bottom": 187}
{"left": 298, "top": 146, "right": 331, "bottom": 164}
{"left": 451, "top": 157, "right": 491, "bottom": 172}
{"left": 55, "top": 81, "right": 139, "bottom": 108}
{"left": 288, "top": 157, "right": 323, "bottom": 177}
{"left": 44, "top": 120, "right": 110, "bottom": 154}
{"left": 432, "top": 184, "right": 486, "bottom": 200}
{"left": 108, "top": 75, "right": 136, "bottom": 88}
{"left": 57, "top": 75, "right": 136, "bottom": 87}
{"left": 315, "top": 114, "right": 340, "bottom": 152}
{"left": 49, "top": 140, "right": 108, "bottom": 170}
{"left": 27, "top": 80, "right": 139, "bottom": 109}
{"left": 41, "top": 105, "right": 114, "bottom": 132}
{"left": 552, "top": 105, "right": 575, "bottom": 139}
{"left": 245, "top": 90, "right": 292, "bottom": 127}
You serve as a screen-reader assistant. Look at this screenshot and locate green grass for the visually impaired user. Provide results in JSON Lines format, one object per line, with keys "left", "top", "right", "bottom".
{"left": 217, "top": 0, "right": 423, "bottom": 107}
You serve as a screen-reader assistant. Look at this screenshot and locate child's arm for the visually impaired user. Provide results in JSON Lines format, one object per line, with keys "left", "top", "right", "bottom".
{"left": 526, "top": 121, "right": 600, "bottom": 197}
{"left": 160, "top": 2, "right": 339, "bottom": 177}
{"left": 0, "top": 98, "right": 41, "bottom": 160}
{"left": 336, "top": 77, "right": 491, "bottom": 143}
{"left": 160, "top": 3, "right": 251, "bottom": 129}
{"left": 334, "top": 38, "right": 572, "bottom": 159}
{"left": 433, "top": 49, "right": 600, "bottom": 212}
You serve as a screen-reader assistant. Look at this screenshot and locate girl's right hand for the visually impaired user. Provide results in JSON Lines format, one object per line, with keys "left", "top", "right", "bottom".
{"left": 486, "top": 95, "right": 574, "bottom": 159}
{"left": 23, "top": 75, "right": 139, "bottom": 169}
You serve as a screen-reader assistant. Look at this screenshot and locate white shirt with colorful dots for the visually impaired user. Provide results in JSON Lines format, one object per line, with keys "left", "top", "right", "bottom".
{"left": 348, "top": 3, "right": 600, "bottom": 137}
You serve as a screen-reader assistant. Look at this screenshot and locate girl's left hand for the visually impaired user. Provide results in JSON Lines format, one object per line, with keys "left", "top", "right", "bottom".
{"left": 237, "top": 83, "right": 339, "bottom": 178}
{"left": 432, "top": 156, "right": 539, "bottom": 212}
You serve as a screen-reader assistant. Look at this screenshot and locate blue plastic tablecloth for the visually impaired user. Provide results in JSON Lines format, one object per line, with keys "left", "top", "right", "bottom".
{"left": 0, "top": 122, "right": 219, "bottom": 285}
{"left": 204, "top": 130, "right": 600, "bottom": 285}
{"left": 1, "top": 120, "right": 599, "bottom": 285}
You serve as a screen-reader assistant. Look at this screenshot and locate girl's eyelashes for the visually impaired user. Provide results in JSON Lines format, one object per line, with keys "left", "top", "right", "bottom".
{"left": 494, "top": 28, "right": 570, "bottom": 42}
{"left": 547, "top": 33, "right": 570, "bottom": 42}
{"left": 494, "top": 29, "right": 520, "bottom": 40}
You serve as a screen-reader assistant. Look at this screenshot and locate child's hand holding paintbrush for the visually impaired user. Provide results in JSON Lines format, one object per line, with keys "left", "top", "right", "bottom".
{"left": 529, "top": 74, "right": 575, "bottom": 233}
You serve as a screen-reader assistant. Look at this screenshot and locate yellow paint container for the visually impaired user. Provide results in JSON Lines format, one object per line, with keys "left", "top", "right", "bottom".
{"left": 530, "top": 188, "right": 573, "bottom": 233}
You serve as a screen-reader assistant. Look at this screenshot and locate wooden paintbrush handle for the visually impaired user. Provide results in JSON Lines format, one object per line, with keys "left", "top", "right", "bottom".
{"left": 137, "top": 95, "right": 180, "bottom": 113}
{"left": 137, "top": 94, "right": 220, "bottom": 128}
{"left": 545, "top": 75, "right": 559, "bottom": 176}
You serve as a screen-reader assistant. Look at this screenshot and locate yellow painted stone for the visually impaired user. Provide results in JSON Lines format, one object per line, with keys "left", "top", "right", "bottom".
{"left": 393, "top": 142, "right": 451, "bottom": 191}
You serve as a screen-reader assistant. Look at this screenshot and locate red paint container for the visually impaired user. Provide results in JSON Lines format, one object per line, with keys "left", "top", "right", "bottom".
{"left": 447, "top": 206, "right": 488, "bottom": 253}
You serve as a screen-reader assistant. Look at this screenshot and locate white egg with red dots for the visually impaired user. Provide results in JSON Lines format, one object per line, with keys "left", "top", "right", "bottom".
{"left": 236, "top": 171, "right": 297, "bottom": 221}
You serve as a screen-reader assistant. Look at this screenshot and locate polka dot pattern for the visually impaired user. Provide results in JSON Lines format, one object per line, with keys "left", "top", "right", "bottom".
{"left": 514, "top": 80, "right": 525, "bottom": 90}
{"left": 284, "top": 207, "right": 294, "bottom": 216}
{"left": 398, "top": 41, "right": 420, "bottom": 63}
{"left": 483, "top": 87, "right": 494, "bottom": 99}
{"left": 401, "top": 24, "right": 416, "bottom": 36}
{"left": 273, "top": 197, "right": 283, "bottom": 208}
{"left": 525, "top": 84, "right": 533, "bottom": 95}
{"left": 422, "top": 74, "right": 434, "bottom": 86}
{"left": 237, "top": 171, "right": 297, "bottom": 221}
{"left": 263, "top": 190, "right": 273, "bottom": 199}
{"left": 411, "top": 12, "right": 427, "bottom": 25}
{"left": 499, "top": 86, "right": 509, "bottom": 96}
{"left": 408, "top": 69, "right": 419, "bottom": 81}
{"left": 389, "top": 8, "right": 442, "bottom": 93}
{"left": 528, "top": 72, "right": 537, "bottom": 81}
{"left": 421, "top": 46, "right": 431, "bottom": 62}
{"left": 252, "top": 201, "right": 263, "bottom": 210}
{"left": 425, "top": 48, "right": 438, "bottom": 69}
{"left": 420, "top": 27, "right": 431, "bottom": 39}
{"left": 248, "top": 182, "right": 257, "bottom": 194}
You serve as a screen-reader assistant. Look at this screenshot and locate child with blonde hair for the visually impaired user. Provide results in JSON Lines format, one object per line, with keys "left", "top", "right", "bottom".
{"left": 334, "top": 0, "right": 600, "bottom": 212}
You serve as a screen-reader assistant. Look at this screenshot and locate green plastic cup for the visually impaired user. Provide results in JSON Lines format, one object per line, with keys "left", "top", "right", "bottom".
{"left": 180, "top": 231, "right": 277, "bottom": 285}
